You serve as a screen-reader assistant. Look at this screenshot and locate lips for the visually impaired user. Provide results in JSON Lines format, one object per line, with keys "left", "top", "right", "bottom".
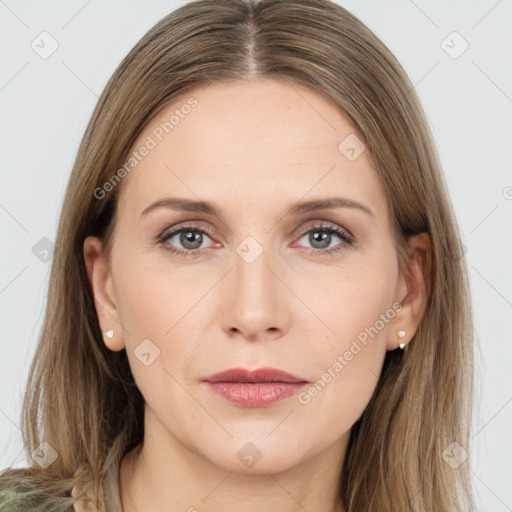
{"left": 202, "top": 367, "right": 309, "bottom": 408}
{"left": 203, "top": 367, "right": 307, "bottom": 384}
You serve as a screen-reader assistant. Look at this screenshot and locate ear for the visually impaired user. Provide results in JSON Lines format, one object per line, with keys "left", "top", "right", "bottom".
{"left": 386, "top": 232, "right": 431, "bottom": 351}
{"left": 83, "top": 236, "right": 125, "bottom": 351}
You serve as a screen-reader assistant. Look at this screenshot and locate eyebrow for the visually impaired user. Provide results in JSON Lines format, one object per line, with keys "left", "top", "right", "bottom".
{"left": 140, "top": 196, "right": 374, "bottom": 219}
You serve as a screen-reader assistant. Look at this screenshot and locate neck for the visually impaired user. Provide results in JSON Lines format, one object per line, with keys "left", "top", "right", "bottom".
{"left": 119, "top": 415, "right": 348, "bottom": 512}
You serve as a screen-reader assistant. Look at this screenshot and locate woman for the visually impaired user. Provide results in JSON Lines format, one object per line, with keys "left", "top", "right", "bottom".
{"left": 0, "top": 0, "right": 475, "bottom": 510}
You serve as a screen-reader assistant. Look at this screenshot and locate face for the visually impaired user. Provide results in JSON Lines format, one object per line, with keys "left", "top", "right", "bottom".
{"left": 85, "top": 79, "right": 418, "bottom": 474}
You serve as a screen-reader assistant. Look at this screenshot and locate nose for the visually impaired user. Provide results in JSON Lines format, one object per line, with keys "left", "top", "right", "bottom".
{"left": 219, "top": 240, "right": 290, "bottom": 342}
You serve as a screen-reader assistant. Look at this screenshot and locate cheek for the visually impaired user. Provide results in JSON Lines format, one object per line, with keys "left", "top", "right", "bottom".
{"left": 294, "top": 257, "right": 398, "bottom": 425}
{"left": 316, "top": 255, "right": 397, "bottom": 365}
{"left": 112, "top": 249, "right": 201, "bottom": 340}
{"left": 110, "top": 252, "right": 211, "bottom": 389}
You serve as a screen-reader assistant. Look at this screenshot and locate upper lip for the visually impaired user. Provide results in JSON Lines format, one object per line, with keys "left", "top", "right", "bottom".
{"left": 203, "top": 367, "right": 308, "bottom": 384}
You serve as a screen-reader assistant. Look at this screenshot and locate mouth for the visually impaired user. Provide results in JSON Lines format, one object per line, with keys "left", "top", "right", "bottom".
{"left": 202, "top": 367, "right": 309, "bottom": 408}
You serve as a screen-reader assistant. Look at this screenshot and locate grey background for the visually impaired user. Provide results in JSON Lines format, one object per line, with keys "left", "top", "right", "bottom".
{"left": 1, "top": 1, "right": 511, "bottom": 510}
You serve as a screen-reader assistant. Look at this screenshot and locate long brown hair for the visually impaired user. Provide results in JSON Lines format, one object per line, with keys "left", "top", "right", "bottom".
{"left": 0, "top": 0, "right": 475, "bottom": 510}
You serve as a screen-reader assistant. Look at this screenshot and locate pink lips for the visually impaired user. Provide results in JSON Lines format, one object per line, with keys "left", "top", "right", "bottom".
{"left": 202, "top": 367, "right": 308, "bottom": 408}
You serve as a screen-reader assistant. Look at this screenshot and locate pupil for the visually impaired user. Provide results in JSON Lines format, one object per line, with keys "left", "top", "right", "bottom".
{"left": 311, "top": 231, "right": 330, "bottom": 249}
{"left": 181, "top": 230, "right": 202, "bottom": 249}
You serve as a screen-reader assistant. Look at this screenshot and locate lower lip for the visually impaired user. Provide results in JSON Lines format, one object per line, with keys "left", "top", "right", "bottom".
{"left": 204, "top": 382, "right": 307, "bottom": 408}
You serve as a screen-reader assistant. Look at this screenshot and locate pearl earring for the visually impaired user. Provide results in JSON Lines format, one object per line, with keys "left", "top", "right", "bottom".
{"left": 396, "top": 329, "right": 406, "bottom": 350}
{"left": 103, "top": 329, "right": 114, "bottom": 341}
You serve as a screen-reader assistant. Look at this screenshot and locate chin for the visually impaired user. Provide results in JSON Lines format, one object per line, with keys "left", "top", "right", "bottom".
{"left": 194, "top": 433, "right": 314, "bottom": 474}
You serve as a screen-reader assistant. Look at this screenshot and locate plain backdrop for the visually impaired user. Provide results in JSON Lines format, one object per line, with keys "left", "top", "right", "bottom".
{"left": 1, "top": 1, "right": 511, "bottom": 510}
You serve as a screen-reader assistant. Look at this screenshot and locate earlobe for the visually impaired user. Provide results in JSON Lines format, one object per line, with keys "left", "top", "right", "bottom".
{"left": 386, "top": 232, "right": 431, "bottom": 351}
{"left": 83, "top": 236, "right": 125, "bottom": 351}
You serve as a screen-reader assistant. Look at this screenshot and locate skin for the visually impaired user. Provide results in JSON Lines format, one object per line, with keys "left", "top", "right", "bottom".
{"left": 84, "top": 79, "right": 430, "bottom": 512}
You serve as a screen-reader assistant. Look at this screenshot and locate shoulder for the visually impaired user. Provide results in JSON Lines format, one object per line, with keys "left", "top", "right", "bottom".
{"left": 0, "top": 467, "right": 74, "bottom": 511}
{"left": 0, "top": 455, "right": 122, "bottom": 512}
{"left": 71, "top": 455, "right": 123, "bottom": 512}
{"left": 71, "top": 475, "right": 104, "bottom": 512}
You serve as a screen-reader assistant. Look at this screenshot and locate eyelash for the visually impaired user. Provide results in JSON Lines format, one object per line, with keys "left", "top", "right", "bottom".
{"left": 157, "top": 222, "right": 354, "bottom": 259}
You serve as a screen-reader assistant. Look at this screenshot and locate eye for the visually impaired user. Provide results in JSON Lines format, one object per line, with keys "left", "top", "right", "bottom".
{"left": 295, "top": 223, "right": 354, "bottom": 256}
{"left": 157, "top": 222, "right": 354, "bottom": 259}
{"left": 158, "top": 223, "right": 217, "bottom": 258}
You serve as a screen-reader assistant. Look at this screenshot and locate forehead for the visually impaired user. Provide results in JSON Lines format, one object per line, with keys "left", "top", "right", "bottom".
{"left": 116, "top": 79, "right": 387, "bottom": 223}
